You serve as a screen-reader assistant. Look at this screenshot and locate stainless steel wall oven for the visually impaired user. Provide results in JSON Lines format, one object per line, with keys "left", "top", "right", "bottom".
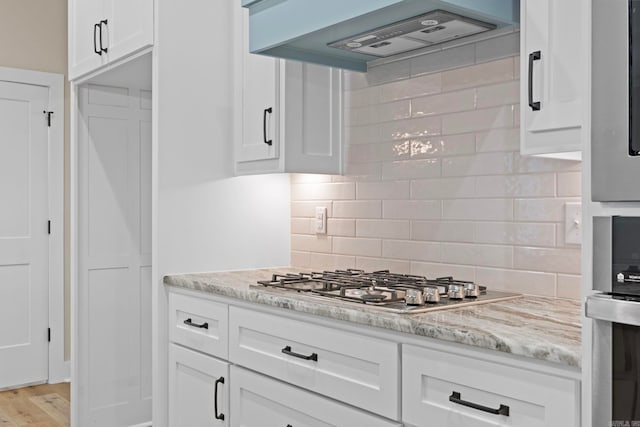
{"left": 587, "top": 217, "right": 640, "bottom": 426}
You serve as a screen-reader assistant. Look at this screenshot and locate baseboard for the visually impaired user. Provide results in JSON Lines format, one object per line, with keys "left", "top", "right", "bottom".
{"left": 48, "top": 360, "right": 70, "bottom": 384}
{"left": 129, "top": 422, "right": 152, "bottom": 427}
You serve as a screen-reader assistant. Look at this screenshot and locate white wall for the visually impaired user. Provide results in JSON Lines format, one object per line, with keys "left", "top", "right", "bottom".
{"left": 153, "top": 0, "right": 290, "bottom": 425}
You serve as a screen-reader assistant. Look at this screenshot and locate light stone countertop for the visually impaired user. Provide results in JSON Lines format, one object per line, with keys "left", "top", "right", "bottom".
{"left": 164, "top": 267, "right": 582, "bottom": 368}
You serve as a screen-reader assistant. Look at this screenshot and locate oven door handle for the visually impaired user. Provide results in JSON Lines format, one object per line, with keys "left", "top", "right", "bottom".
{"left": 586, "top": 294, "right": 640, "bottom": 326}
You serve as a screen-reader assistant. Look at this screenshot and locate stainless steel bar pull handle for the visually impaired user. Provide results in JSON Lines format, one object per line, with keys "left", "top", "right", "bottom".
{"left": 449, "top": 391, "right": 510, "bottom": 416}
{"left": 528, "top": 50, "right": 541, "bottom": 111}
{"left": 263, "top": 107, "right": 273, "bottom": 146}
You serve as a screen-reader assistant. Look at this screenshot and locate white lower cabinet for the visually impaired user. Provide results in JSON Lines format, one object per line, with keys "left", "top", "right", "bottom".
{"left": 169, "top": 344, "right": 229, "bottom": 427}
{"left": 230, "top": 365, "right": 401, "bottom": 427}
{"left": 402, "top": 345, "right": 580, "bottom": 427}
{"left": 167, "top": 289, "right": 580, "bottom": 427}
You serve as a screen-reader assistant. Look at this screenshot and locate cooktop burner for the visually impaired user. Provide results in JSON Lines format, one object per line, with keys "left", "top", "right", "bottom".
{"left": 254, "top": 269, "right": 521, "bottom": 314}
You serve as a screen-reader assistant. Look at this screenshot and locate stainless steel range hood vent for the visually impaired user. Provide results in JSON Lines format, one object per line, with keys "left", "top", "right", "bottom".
{"left": 242, "top": 0, "right": 519, "bottom": 72}
{"left": 328, "top": 10, "right": 496, "bottom": 58}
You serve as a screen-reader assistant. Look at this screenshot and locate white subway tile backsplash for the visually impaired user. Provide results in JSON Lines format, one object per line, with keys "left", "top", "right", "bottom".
{"left": 356, "top": 219, "right": 411, "bottom": 239}
{"left": 291, "top": 251, "right": 311, "bottom": 268}
{"left": 379, "top": 73, "right": 441, "bottom": 102}
{"left": 383, "top": 200, "right": 442, "bottom": 220}
{"left": 557, "top": 274, "right": 581, "bottom": 299}
{"left": 475, "top": 267, "right": 557, "bottom": 297}
{"left": 476, "top": 81, "right": 520, "bottom": 109}
{"left": 291, "top": 218, "right": 312, "bottom": 235}
{"left": 291, "top": 234, "right": 332, "bottom": 253}
{"left": 557, "top": 172, "right": 582, "bottom": 197}
{"left": 411, "top": 44, "right": 476, "bottom": 76}
{"left": 411, "top": 261, "right": 475, "bottom": 281}
{"left": 357, "top": 181, "right": 411, "bottom": 199}
{"left": 475, "top": 174, "right": 556, "bottom": 198}
{"left": 381, "top": 159, "right": 441, "bottom": 181}
{"left": 383, "top": 239, "right": 441, "bottom": 262}
{"left": 377, "top": 100, "right": 412, "bottom": 122}
{"left": 441, "top": 243, "right": 513, "bottom": 268}
{"left": 441, "top": 57, "right": 514, "bottom": 92}
{"left": 443, "top": 152, "right": 515, "bottom": 176}
{"left": 345, "top": 124, "right": 381, "bottom": 145}
{"left": 346, "top": 86, "right": 380, "bottom": 108}
{"left": 474, "top": 222, "right": 556, "bottom": 247}
{"left": 309, "top": 253, "right": 357, "bottom": 270}
{"left": 475, "top": 128, "right": 520, "bottom": 152}
{"left": 442, "top": 106, "right": 514, "bottom": 135}
{"left": 356, "top": 257, "right": 411, "bottom": 274}
{"left": 443, "top": 199, "right": 513, "bottom": 221}
{"left": 412, "top": 220, "right": 475, "bottom": 243}
{"left": 334, "top": 200, "right": 382, "bottom": 219}
{"left": 514, "top": 198, "right": 580, "bottom": 222}
{"left": 411, "top": 177, "right": 476, "bottom": 200}
{"left": 514, "top": 247, "right": 581, "bottom": 275}
{"left": 327, "top": 219, "right": 356, "bottom": 237}
{"left": 291, "top": 56, "right": 581, "bottom": 299}
{"left": 412, "top": 89, "right": 476, "bottom": 117}
{"left": 291, "top": 201, "right": 333, "bottom": 218}
{"left": 291, "top": 182, "right": 356, "bottom": 201}
{"left": 379, "top": 116, "right": 441, "bottom": 141}
{"left": 333, "top": 237, "right": 382, "bottom": 257}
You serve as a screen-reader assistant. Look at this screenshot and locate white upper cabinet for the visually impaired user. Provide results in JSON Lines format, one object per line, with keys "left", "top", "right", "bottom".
{"left": 234, "top": 5, "right": 343, "bottom": 175}
{"left": 236, "top": 7, "right": 281, "bottom": 165}
{"left": 520, "top": 0, "right": 583, "bottom": 160}
{"left": 69, "top": 0, "right": 153, "bottom": 80}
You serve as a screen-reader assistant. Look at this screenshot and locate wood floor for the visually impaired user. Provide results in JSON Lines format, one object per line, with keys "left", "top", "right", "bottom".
{"left": 0, "top": 383, "right": 69, "bottom": 427}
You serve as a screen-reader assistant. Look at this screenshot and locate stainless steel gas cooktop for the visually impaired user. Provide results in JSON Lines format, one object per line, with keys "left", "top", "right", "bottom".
{"left": 254, "top": 269, "right": 521, "bottom": 314}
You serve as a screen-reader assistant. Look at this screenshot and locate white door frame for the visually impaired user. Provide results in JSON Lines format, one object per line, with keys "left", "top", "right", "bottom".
{"left": 0, "top": 67, "right": 67, "bottom": 383}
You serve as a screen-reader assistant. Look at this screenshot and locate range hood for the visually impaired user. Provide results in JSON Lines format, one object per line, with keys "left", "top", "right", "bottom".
{"left": 242, "top": 0, "right": 520, "bottom": 72}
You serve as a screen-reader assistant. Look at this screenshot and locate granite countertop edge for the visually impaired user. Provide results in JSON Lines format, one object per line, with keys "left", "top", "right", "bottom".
{"left": 164, "top": 269, "right": 582, "bottom": 369}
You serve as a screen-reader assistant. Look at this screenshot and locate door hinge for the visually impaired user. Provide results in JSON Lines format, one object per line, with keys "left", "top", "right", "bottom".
{"left": 43, "top": 110, "right": 53, "bottom": 127}
{"left": 48, "top": 220, "right": 51, "bottom": 235}
{"left": 48, "top": 328, "right": 51, "bottom": 342}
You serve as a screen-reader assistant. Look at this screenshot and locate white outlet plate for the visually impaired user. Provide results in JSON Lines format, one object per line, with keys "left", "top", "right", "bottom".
{"left": 315, "top": 207, "right": 327, "bottom": 235}
{"left": 564, "top": 202, "right": 582, "bottom": 245}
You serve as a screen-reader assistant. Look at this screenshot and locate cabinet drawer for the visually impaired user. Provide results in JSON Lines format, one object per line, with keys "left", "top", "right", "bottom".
{"left": 230, "top": 365, "right": 401, "bottom": 427}
{"left": 402, "top": 345, "right": 579, "bottom": 427}
{"left": 229, "top": 306, "right": 400, "bottom": 420}
{"left": 169, "top": 292, "right": 228, "bottom": 359}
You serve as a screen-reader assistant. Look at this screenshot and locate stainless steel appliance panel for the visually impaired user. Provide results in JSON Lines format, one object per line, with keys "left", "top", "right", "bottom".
{"left": 592, "top": 0, "right": 640, "bottom": 201}
{"left": 593, "top": 216, "right": 613, "bottom": 292}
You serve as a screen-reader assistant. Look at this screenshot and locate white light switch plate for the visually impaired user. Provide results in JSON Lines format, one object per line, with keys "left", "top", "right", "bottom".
{"left": 315, "top": 207, "right": 327, "bottom": 235}
{"left": 564, "top": 203, "right": 582, "bottom": 245}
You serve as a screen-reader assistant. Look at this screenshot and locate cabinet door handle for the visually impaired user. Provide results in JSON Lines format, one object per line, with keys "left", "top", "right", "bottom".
{"left": 281, "top": 345, "right": 318, "bottom": 361}
{"left": 528, "top": 50, "right": 541, "bottom": 111}
{"left": 263, "top": 107, "right": 273, "bottom": 146}
{"left": 99, "top": 19, "right": 108, "bottom": 53}
{"left": 214, "top": 376, "right": 225, "bottom": 421}
{"left": 449, "top": 391, "right": 510, "bottom": 416}
{"left": 183, "top": 318, "right": 208, "bottom": 329}
{"left": 93, "top": 23, "right": 102, "bottom": 55}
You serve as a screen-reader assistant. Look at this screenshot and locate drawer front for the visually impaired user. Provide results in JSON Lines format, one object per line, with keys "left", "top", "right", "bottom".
{"left": 229, "top": 306, "right": 400, "bottom": 420}
{"left": 169, "top": 292, "right": 228, "bottom": 359}
{"left": 230, "top": 366, "right": 401, "bottom": 427}
{"left": 402, "top": 345, "right": 579, "bottom": 427}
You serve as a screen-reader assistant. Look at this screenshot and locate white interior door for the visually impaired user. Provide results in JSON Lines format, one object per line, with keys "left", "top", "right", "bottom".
{"left": 0, "top": 81, "right": 49, "bottom": 389}
{"left": 77, "top": 84, "right": 152, "bottom": 426}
